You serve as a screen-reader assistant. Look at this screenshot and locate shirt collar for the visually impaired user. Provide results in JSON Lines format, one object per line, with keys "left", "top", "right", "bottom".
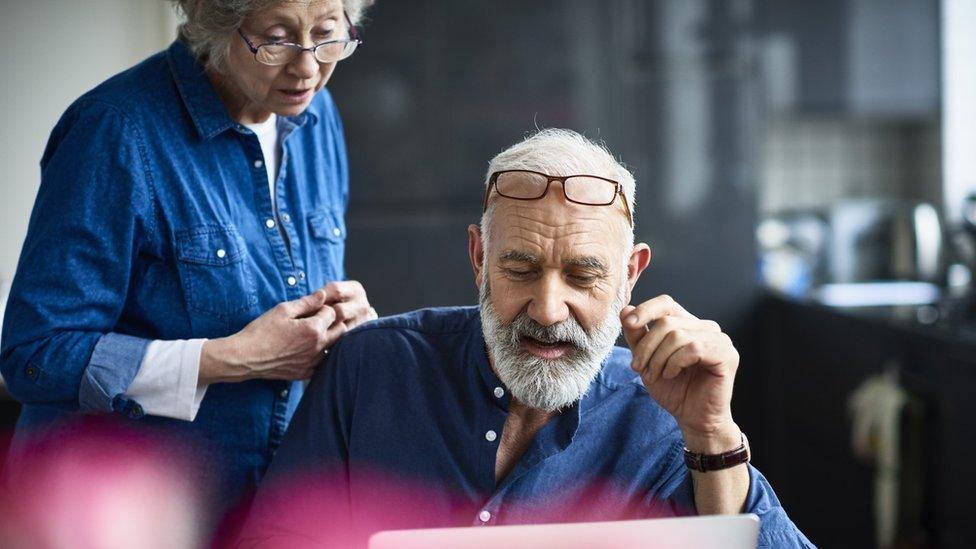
{"left": 166, "top": 40, "right": 319, "bottom": 141}
{"left": 166, "top": 40, "right": 237, "bottom": 140}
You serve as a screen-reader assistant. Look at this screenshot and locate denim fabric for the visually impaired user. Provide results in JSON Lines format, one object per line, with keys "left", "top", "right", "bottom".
{"left": 0, "top": 40, "right": 349, "bottom": 509}
{"left": 242, "top": 307, "right": 814, "bottom": 548}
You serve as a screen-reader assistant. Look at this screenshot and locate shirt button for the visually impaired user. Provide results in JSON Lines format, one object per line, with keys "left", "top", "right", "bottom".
{"left": 280, "top": 389, "right": 290, "bottom": 399}
{"left": 25, "top": 366, "right": 38, "bottom": 379}
{"left": 485, "top": 430, "right": 497, "bottom": 442}
{"left": 254, "top": 159, "right": 264, "bottom": 169}
{"left": 281, "top": 213, "right": 291, "bottom": 223}
{"left": 265, "top": 218, "right": 276, "bottom": 229}
{"left": 478, "top": 510, "right": 491, "bottom": 523}
{"left": 332, "top": 227, "right": 342, "bottom": 237}
{"left": 493, "top": 387, "right": 504, "bottom": 398}
{"left": 298, "top": 271, "right": 306, "bottom": 280}
{"left": 286, "top": 276, "right": 297, "bottom": 286}
{"left": 216, "top": 248, "right": 226, "bottom": 259}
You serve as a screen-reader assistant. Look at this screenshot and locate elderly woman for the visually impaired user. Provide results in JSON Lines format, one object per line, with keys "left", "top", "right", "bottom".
{"left": 0, "top": 0, "right": 376, "bottom": 513}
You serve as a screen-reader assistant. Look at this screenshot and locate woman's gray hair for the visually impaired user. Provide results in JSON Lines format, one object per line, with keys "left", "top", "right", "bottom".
{"left": 170, "top": 0, "right": 375, "bottom": 71}
{"left": 480, "top": 128, "right": 637, "bottom": 253}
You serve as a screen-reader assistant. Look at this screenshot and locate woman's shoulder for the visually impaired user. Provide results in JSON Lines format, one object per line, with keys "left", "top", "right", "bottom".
{"left": 67, "top": 48, "right": 175, "bottom": 125}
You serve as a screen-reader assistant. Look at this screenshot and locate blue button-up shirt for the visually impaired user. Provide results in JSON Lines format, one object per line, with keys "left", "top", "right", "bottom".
{"left": 0, "top": 40, "right": 349, "bottom": 508}
{"left": 240, "top": 307, "right": 813, "bottom": 548}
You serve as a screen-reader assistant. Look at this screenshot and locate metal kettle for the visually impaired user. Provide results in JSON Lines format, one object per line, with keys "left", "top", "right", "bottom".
{"left": 828, "top": 199, "right": 942, "bottom": 283}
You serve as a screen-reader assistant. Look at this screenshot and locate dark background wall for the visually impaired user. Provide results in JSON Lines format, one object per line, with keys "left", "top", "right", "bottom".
{"left": 331, "top": 0, "right": 761, "bottom": 336}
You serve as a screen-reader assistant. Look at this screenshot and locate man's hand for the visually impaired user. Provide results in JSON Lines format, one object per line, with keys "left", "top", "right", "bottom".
{"left": 198, "top": 285, "right": 356, "bottom": 385}
{"left": 620, "top": 295, "right": 741, "bottom": 453}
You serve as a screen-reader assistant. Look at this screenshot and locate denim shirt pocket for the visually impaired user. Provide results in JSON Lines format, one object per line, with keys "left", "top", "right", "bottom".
{"left": 307, "top": 209, "right": 347, "bottom": 280}
{"left": 175, "top": 224, "right": 258, "bottom": 321}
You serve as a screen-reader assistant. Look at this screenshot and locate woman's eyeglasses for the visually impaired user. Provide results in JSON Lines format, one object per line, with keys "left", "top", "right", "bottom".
{"left": 237, "top": 11, "right": 362, "bottom": 66}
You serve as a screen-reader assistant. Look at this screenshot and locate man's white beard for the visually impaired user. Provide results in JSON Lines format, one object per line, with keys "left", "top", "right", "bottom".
{"left": 479, "top": 279, "right": 627, "bottom": 413}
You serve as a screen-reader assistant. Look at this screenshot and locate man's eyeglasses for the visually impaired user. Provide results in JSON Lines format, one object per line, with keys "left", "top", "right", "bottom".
{"left": 483, "top": 170, "right": 633, "bottom": 226}
{"left": 237, "top": 11, "right": 363, "bottom": 66}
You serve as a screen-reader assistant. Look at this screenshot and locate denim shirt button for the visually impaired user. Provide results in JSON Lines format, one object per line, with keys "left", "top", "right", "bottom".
{"left": 478, "top": 510, "right": 491, "bottom": 523}
{"left": 25, "top": 366, "right": 37, "bottom": 379}
{"left": 280, "top": 389, "right": 290, "bottom": 399}
{"left": 253, "top": 159, "right": 264, "bottom": 169}
{"left": 216, "top": 248, "right": 226, "bottom": 258}
{"left": 286, "top": 276, "right": 297, "bottom": 286}
{"left": 298, "top": 271, "right": 306, "bottom": 280}
{"left": 265, "top": 218, "right": 276, "bottom": 229}
{"left": 281, "top": 213, "right": 291, "bottom": 223}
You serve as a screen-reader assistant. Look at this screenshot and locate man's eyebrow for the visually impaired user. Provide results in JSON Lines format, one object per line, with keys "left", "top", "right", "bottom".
{"left": 564, "top": 255, "right": 609, "bottom": 274}
{"left": 499, "top": 250, "right": 539, "bottom": 264}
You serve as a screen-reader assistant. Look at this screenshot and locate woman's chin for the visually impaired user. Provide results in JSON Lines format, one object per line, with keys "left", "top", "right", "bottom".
{"left": 273, "top": 102, "right": 311, "bottom": 117}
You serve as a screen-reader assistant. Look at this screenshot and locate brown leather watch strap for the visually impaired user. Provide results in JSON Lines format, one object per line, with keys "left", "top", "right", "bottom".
{"left": 683, "top": 432, "right": 750, "bottom": 472}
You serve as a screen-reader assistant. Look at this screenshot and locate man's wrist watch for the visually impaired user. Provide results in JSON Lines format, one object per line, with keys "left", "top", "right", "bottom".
{"left": 683, "top": 432, "right": 750, "bottom": 472}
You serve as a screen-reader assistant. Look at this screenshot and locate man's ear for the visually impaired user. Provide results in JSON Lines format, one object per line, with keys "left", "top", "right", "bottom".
{"left": 468, "top": 224, "right": 485, "bottom": 288}
{"left": 625, "top": 243, "right": 652, "bottom": 302}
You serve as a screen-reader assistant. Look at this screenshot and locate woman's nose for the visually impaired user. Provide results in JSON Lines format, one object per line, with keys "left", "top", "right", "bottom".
{"left": 287, "top": 50, "right": 320, "bottom": 80}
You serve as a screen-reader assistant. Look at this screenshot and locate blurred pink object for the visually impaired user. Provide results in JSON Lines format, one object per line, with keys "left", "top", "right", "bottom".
{"left": 235, "top": 467, "right": 681, "bottom": 548}
{"left": 0, "top": 418, "right": 203, "bottom": 549}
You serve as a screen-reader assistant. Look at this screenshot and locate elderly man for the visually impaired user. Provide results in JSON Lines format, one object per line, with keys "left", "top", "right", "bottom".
{"left": 238, "top": 129, "right": 812, "bottom": 548}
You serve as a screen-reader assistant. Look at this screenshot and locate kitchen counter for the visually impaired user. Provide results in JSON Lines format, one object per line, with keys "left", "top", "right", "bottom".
{"left": 753, "top": 292, "right": 976, "bottom": 548}
{"left": 770, "top": 292, "right": 976, "bottom": 350}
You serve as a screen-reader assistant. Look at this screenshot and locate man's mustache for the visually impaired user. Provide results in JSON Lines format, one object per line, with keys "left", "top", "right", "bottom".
{"left": 505, "top": 313, "right": 591, "bottom": 351}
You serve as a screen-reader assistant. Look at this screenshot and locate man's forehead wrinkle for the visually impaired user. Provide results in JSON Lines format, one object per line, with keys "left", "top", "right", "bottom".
{"left": 500, "top": 211, "right": 609, "bottom": 240}
{"left": 502, "top": 200, "right": 612, "bottom": 227}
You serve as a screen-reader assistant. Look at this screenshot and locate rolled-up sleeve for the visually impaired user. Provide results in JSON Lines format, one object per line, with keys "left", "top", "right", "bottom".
{"left": 78, "top": 333, "right": 153, "bottom": 414}
{"left": 741, "top": 465, "right": 816, "bottom": 548}
{"left": 0, "top": 99, "right": 155, "bottom": 414}
{"left": 664, "top": 457, "right": 814, "bottom": 548}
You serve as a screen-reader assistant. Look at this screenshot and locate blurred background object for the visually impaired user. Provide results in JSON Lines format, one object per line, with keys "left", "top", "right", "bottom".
{"left": 330, "top": 0, "right": 761, "bottom": 337}
{"left": 0, "top": 418, "right": 204, "bottom": 549}
{"left": 2, "top": 0, "right": 976, "bottom": 548}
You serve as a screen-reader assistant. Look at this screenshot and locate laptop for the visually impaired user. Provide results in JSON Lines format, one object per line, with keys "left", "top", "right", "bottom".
{"left": 369, "top": 514, "right": 760, "bottom": 549}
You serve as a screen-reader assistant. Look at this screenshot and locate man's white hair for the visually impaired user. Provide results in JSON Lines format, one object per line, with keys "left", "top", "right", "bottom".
{"left": 479, "top": 129, "right": 636, "bottom": 252}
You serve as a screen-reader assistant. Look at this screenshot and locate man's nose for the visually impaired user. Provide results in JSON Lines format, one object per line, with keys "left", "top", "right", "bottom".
{"left": 527, "top": 275, "right": 571, "bottom": 327}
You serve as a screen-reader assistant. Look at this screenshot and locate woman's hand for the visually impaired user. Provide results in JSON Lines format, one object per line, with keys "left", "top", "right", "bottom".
{"left": 322, "top": 280, "right": 377, "bottom": 330}
{"left": 198, "top": 287, "right": 347, "bottom": 384}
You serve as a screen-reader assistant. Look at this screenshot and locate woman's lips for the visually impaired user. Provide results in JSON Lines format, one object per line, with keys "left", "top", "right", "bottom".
{"left": 520, "top": 336, "right": 573, "bottom": 360}
{"left": 278, "top": 88, "right": 312, "bottom": 103}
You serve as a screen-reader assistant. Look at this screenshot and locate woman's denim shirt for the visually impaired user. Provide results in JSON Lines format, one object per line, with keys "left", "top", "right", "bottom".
{"left": 0, "top": 40, "right": 349, "bottom": 507}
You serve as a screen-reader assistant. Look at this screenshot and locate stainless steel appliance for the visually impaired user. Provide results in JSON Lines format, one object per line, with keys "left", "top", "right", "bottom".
{"left": 828, "top": 199, "right": 943, "bottom": 284}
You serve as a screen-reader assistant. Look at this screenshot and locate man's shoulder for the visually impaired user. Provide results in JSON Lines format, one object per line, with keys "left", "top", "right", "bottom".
{"left": 325, "top": 307, "right": 481, "bottom": 386}
{"left": 340, "top": 306, "right": 481, "bottom": 348}
{"left": 593, "top": 346, "right": 640, "bottom": 390}
{"left": 587, "top": 346, "right": 680, "bottom": 429}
